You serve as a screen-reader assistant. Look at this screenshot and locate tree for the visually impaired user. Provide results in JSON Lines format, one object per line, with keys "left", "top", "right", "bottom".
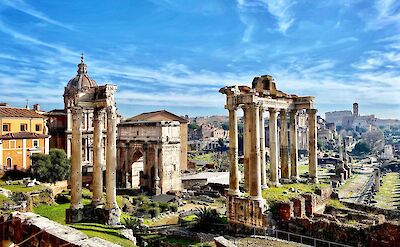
{"left": 352, "top": 141, "right": 371, "bottom": 155}
{"left": 195, "top": 207, "right": 222, "bottom": 229}
{"left": 221, "top": 123, "right": 229, "bottom": 131}
{"left": 188, "top": 123, "right": 200, "bottom": 130}
{"left": 31, "top": 149, "right": 70, "bottom": 183}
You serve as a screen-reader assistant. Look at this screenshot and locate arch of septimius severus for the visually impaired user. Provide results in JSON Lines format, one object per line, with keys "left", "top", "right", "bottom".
{"left": 220, "top": 75, "right": 318, "bottom": 230}
{"left": 64, "top": 56, "right": 120, "bottom": 225}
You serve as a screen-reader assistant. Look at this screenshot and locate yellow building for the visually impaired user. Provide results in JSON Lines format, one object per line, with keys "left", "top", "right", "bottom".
{"left": 0, "top": 104, "right": 50, "bottom": 172}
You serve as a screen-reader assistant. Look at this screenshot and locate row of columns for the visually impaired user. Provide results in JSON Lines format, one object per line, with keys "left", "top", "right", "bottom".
{"left": 70, "top": 106, "right": 120, "bottom": 213}
{"left": 227, "top": 103, "right": 318, "bottom": 199}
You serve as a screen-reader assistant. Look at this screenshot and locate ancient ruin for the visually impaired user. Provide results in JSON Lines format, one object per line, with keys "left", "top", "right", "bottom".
{"left": 117, "top": 110, "right": 185, "bottom": 194}
{"left": 219, "top": 75, "right": 318, "bottom": 230}
{"left": 64, "top": 56, "right": 120, "bottom": 225}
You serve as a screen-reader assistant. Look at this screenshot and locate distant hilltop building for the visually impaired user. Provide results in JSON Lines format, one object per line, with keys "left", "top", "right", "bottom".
{"left": 325, "top": 102, "right": 400, "bottom": 128}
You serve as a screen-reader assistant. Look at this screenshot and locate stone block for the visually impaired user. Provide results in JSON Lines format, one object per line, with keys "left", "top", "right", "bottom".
{"left": 277, "top": 201, "right": 293, "bottom": 221}
{"left": 291, "top": 196, "right": 306, "bottom": 218}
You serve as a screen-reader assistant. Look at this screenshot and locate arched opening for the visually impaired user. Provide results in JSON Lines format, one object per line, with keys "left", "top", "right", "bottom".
{"left": 6, "top": 157, "right": 12, "bottom": 170}
{"left": 130, "top": 150, "right": 144, "bottom": 189}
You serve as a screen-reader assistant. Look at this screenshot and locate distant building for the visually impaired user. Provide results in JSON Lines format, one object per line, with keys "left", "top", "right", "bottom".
{"left": 325, "top": 110, "right": 353, "bottom": 126}
{"left": 381, "top": 144, "right": 394, "bottom": 160}
{"left": 0, "top": 104, "right": 50, "bottom": 172}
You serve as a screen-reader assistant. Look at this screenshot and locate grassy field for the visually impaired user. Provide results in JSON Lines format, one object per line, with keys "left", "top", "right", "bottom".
{"left": 262, "top": 183, "right": 329, "bottom": 203}
{"left": 0, "top": 180, "right": 46, "bottom": 193}
{"left": 141, "top": 234, "right": 214, "bottom": 246}
{"left": 374, "top": 172, "right": 400, "bottom": 209}
{"left": 33, "top": 197, "right": 135, "bottom": 246}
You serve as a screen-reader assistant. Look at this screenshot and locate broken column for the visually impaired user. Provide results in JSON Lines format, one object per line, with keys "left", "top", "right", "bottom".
{"left": 105, "top": 106, "right": 121, "bottom": 224}
{"left": 243, "top": 104, "right": 251, "bottom": 191}
{"left": 307, "top": 109, "right": 318, "bottom": 183}
{"left": 153, "top": 146, "right": 161, "bottom": 195}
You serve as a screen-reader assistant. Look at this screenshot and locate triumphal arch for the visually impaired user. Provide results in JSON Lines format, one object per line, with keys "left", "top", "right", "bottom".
{"left": 65, "top": 56, "right": 120, "bottom": 225}
{"left": 220, "top": 75, "right": 318, "bottom": 231}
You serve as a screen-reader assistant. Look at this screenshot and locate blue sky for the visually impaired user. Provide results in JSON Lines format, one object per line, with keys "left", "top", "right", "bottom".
{"left": 0, "top": 0, "right": 399, "bottom": 119}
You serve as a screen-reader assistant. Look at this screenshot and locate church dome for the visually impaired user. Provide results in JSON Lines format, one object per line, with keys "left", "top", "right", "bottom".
{"left": 65, "top": 54, "right": 97, "bottom": 91}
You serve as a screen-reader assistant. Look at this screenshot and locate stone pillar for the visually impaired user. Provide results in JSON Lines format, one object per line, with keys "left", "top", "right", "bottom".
{"left": 280, "top": 110, "right": 289, "bottom": 180}
{"left": 154, "top": 145, "right": 161, "bottom": 195}
{"left": 268, "top": 108, "right": 280, "bottom": 187}
{"left": 228, "top": 107, "right": 240, "bottom": 196}
{"left": 243, "top": 105, "right": 251, "bottom": 191}
{"left": 92, "top": 108, "right": 105, "bottom": 206}
{"left": 307, "top": 109, "right": 318, "bottom": 183}
{"left": 124, "top": 143, "right": 130, "bottom": 188}
{"left": 290, "top": 110, "right": 299, "bottom": 180}
{"left": 259, "top": 106, "right": 268, "bottom": 189}
{"left": 105, "top": 106, "right": 121, "bottom": 224}
{"left": 70, "top": 107, "right": 83, "bottom": 210}
{"left": 249, "top": 103, "right": 262, "bottom": 200}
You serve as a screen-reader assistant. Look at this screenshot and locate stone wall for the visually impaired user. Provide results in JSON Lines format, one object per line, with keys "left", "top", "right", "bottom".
{"left": 342, "top": 201, "right": 400, "bottom": 221}
{"left": 280, "top": 217, "right": 400, "bottom": 247}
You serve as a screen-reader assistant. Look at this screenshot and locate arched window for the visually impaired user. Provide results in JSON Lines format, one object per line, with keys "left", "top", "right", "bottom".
{"left": 6, "top": 157, "right": 12, "bottom": 170}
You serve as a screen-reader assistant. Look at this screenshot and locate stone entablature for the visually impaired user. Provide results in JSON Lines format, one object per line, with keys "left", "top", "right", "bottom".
{"left": 220, "top": 75, "right": 319, "bottom": 231}
{"left": 117, "top": 120, "right": 182, "bottom": 194}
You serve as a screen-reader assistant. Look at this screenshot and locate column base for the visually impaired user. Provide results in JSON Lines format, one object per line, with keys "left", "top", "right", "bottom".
{"left": 261, "top": 184, "right": 269, "bottom": 189}
{"left": 91, "top": 199, "right": 105, "bottom": 208}
{"left": 104, "top": 207, "right": 121, "bottom": 226}
{"left": 228, "top": 189, "right": 241, "bottom": 196}
{"left": 291, "top": 176, "right": 300, "bottom": 182}
{"left": 309, "top": 177, "right": 319, "bottom": 183}
{"left": 250, "top": 195, "right": 264, "bottom": 201}
{"left": 268, "top": 181, "right": 281, "bottom": 187}
{"left": 66, "top": 208, "right": 84, "bottom": 224}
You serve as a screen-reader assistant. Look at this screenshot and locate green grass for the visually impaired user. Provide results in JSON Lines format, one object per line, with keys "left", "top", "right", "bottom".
{"left": 327, "top": 199, "right": 346, "bottom": 209}
{"left": 33, "top": 199, "right": 135, "bottom": 246}
{"left": 0, "top": 194, "right": 10, "bottom": 202}
{"left": 262, "top": 183, "right": 328, "bottom": 203}
{"left": 0, "top": 180, "right": 45, "bottom": 193}
{"left": 182, "top": 214, "right": 198, "bottom": 222}
{"left": 191, "top": 153, "right": 215, "bottom": 163}
{"left": 374, "top": 172, "right": 400, "bottom": 209}
{"left": 71, "top": 223, "right": 135, "bottom": 247}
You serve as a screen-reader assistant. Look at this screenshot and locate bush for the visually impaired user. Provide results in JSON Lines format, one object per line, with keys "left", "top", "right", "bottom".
{"left": 55, "top": 194, "right": 70, "bottom": 204}
{"left": 137, "top": 195, "right": 150, "bottom": 205}
{"left": 148, "top": 207, "right": 160, "bottom": 218}
{"left": 3, "top": 170, "right": 31, "bottom": 180}
{"left": 31, "top": 149, "right": 70, "bottom": 183}
{"left": 137, "top": 206, "right": 148, "bottom": 214}
{"left": 149, "top": 202, "right": 159, "bottom": 208}
{"left": 169, "top": 203, "right": 178, "bottom": 212}
{"left": 159, "top": 202, "right": 169, "bottom": 212}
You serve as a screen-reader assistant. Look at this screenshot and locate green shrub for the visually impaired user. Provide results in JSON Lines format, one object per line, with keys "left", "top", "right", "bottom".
{"left": 159, "top": 202, "right": 169, "bottom": 212}
{"left": 55, "top": 194, "right": 70, "bottom": 204}
{"left": 148, "top": 207, "right": 160, "bottom": 218}
{"left": 149, "top": 202, "right": 159, "bottom": 208}
{"left": 169, "top": 203, "right": 178, "bottom": 212}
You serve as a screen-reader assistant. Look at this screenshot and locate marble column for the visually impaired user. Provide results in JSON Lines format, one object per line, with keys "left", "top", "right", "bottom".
{"left": 124, "top": 143, "right": 130, "bottom": 188}
{"left": 228, "top": 107, "right": 240, "bottom": 196}
{"left": 92, "top": 108, "right": 105, "bottom": 206}
{"left": 259, "top": 106, "right": 268, "bottom": 189}
{"left": 268, "top": 108, "right": 280, "bottom": 187}
{"left": 307, "top": 109, "right": 318, "bottom": 183}
{"left": 290, "top": 110, "right": 299, "bottom": 180}
{"left": 280, "top": 110, "right": 289, "bottom": 179}
{"left": 105, "top": 106, "right": 121, "bottom": 223}
{"left": 243, "top": 104, "right": 251, "bottom": 191}
{"left": 154, "top": 145, "right": 161, "bottom": 195}
{"left": 70, "top": 107, "right": 83, "bottom": 210}
{"left": 249, "top": 103, "right": 262, "bottom": 200}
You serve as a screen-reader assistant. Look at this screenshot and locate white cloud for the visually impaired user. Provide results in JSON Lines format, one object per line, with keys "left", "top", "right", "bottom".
{"left": 1, "top": 0, "right": 74, "bottom": 30}
{"left": 263, "top": 0, "right": 296, "bottom": 33}
{"left": 365, "top": 0, "right": 400, "bottom": 30}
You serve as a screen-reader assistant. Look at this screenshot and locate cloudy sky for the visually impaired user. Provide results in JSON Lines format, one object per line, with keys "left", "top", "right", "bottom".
{"left": 0, "top": 0, "right": 399, "bottom": 119}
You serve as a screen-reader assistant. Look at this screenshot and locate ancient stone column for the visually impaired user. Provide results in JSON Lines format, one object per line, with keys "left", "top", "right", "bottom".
{"left": 307, "top": 109, "right": 318, "bottom": 183}
{"left": 105, "top": 106, "right": 121, "bottom": 223}
{"left": 259, "top": 106, "right": 268, "bottom": 189}
{"left": 92, "top": 108, "right": 105, "bottom": 206}
{"left": 269, "top": 108, "right": 280, "bottom": 187}
{"left": 243, "top": 104, "right": 251, "bottom": 191}
{"left": 70, "top": 107, "right": 83, "bottom": 210}
{"left": 124, "top": 143, "right": 130, "bottom": 188}
{"left": 290, "top": 110, "right": 299, "bottom": 180}
{"left": 280, "top": 110, "right": 289, "bottom": 180}
{"left": 228, "top": 107, "right": 240, "bottom": 196}
{"left": 154, "top": 145, "right": 161, "bottom": 195}
{"left": 249, "top": 103, "right": 262, "bottom": 200}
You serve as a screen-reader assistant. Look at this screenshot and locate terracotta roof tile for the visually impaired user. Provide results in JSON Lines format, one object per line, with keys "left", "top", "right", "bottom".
{"left": 0, "top": 107, "right": 46, "bottom": 119}
{"left": 0, "top": 132, "right": 49, "bottom": 140}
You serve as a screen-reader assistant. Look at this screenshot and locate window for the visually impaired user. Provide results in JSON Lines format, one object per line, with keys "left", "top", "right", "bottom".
{"left": 6, "top": 157, "right": 12, "bottom": 170}
{"left": 33, "top": 139, "right": 39, "bottom": 148}
{"left": 20, "top": 124, "right": 27, "bottom": 131}
{"left": 9, "top": 140, "right": 16, "bottom": 149}
{"left": 35, "top": 124, "right": 41, "bottom": 132}
{"left": 2, "top": 124, "right": 10, "bottom": 132}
